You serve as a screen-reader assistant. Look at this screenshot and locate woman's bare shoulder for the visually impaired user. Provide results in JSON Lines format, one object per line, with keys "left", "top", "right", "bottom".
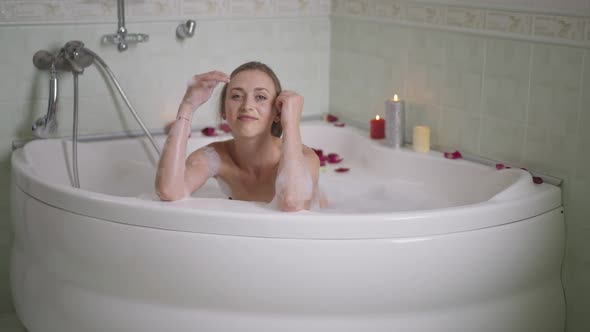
{"left": 186, "top": 139, "right": 232, "bottom": 162}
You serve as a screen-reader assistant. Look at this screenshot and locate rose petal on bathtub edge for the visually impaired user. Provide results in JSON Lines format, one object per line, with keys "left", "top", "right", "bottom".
{"left": 327, "top": 153, "right": 343, "bottom": 164}
{"left": 335, "top": 167, "right": 350, "bottom": 173}
{"left": 201, "top": 127, "right": 216, "bottom": 136}
{"left": 312, "top": 148, "right": 324, "bottom": 159}
{"left": 325, "top": 114, "right": 339, "bottom": 123}
{"left": 444, "top": 150, "right": 462, "bottom": 159}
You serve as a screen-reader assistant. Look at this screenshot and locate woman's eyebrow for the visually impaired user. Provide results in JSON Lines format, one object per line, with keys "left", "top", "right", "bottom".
{"left": 230, "top": 87, "right": 270, "bottom": 93}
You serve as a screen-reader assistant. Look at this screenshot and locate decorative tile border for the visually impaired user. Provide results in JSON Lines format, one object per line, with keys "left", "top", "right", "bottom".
{"left": 534, "top": 15, "right": 586, "bottom": 41}
{"left": 332, "top": 0, "right": 590, "bottom": 48}
{"left": 406, "top": 2, "right": 444, "bottom": 25}
{"left": 485, "top": 10, "right": 533, "bottom": 35}
{"left": 367, "top": 0, "right": 403, "bottom": 19}
{"left": 445, "top": 7, "right": 484, "bottom": 30}
{"left": 0, "top": 0, "right": 588, "bottom": 47}
{"left": 0, "top": 0, "right": 332, "bottom": 24}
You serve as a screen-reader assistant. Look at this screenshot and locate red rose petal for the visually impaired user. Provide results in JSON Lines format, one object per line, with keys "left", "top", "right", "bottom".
{"left": 520, "top": 167, "right": 529, "bottom": 171}
{"left": 532, "top": 176, "right": 543, "bottom": 184}
{"left": 320, "top": 159, "right": 326, "bottom": 167}
{"left": 495, "top": 163, "right": 505, "bottom": 170}
{"left": 335, "top": 167, "right": 349, "bottom": 173}
{"left": 327, "top": 153, "right": 343, "bottom": 164}
{"left": 201, "top": 127, "right": 216, "bottom": 137}
{"left": 219, "top": 123, "right": 232, "bottom": 133}
{"left": 444, "top": 150, "right": 462, "bottom": 159}
{"left": 312, "top": 148, "right": 324, "bottom": 159}
{"left": 334, "top": 122, "right": 345, "bottom": 127}
{"left": 325, "top": 114, "right": 339, "bottom": 123}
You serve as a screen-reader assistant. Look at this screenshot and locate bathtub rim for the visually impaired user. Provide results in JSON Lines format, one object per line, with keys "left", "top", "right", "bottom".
{"left": 11, "top": 146, "right": 562, "bottom": 239}
{"left": 10, "top": 120, "right": 563, "bottom": 239}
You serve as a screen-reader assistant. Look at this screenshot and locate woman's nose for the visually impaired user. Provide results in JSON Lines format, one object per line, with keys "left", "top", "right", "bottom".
{"left": 241, "top": 95, "right": 255, "bottom": 111}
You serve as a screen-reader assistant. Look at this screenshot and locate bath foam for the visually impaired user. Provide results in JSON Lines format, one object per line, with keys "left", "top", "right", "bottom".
{"left": 201, "top": 146, "right": 220, "bottom": 177}
{"left": 186, "top": 145, "right": 221, "bottom": 178}
{"left": 271, "top": 157, "right": 314, "bottom": 210}
{"left": 215, "top": 177, "right": 233, "bottom": 199}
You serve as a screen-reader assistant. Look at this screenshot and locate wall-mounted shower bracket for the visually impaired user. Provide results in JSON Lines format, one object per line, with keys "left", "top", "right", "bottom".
{"left": 101, "top": 0, "right": 149, "bottom": 51}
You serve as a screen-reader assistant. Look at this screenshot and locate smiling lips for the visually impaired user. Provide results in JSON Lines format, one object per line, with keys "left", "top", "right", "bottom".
{"left": 237, "top": 115, "right": 258, "bottom": 121}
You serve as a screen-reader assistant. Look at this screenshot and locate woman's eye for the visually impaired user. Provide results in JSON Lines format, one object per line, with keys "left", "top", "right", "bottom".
{"left": 231, "top": 94, "right": 242, "bottom": 100}
{"left": 255, "top": 95, "right": 267, "bottom": 101}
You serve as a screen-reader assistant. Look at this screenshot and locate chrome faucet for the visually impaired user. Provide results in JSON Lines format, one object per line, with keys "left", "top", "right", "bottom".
{"left": 31, "top": 64, "right": 58, "bottom": 137}
{"left": 32, "top": 41, "right": 95, "bottom": 137}
{"left": 102, "top": 0, "right": 149, "bottom": 51}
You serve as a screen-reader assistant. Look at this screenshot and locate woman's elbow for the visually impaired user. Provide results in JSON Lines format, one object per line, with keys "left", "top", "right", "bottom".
{"left": 278, "top": 196, "right": 306, "bottom": 212}
{"left": 155, "top": 185, "right": 185, "bottom": 201}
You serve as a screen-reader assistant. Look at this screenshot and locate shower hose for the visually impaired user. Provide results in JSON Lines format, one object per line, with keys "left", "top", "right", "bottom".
{"left": 70, "top": 48, "right": 162, "bottom": 188}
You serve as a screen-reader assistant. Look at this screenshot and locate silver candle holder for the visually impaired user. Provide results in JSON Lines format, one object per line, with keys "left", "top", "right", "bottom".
{"left": 385, "top": 94, "right": 405, "bottom": 148}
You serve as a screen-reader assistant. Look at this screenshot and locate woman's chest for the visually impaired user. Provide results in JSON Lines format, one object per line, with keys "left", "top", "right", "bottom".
{"left": 219, "top": 171, "right": 277, "bottom": 202}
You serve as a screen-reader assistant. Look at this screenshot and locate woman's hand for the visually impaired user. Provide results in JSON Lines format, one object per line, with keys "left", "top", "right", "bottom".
{"left": 275, "top": 90, "right": 303, "bottom": 129}
{"left": 181, "top": 71, "right": 230, "bottom": 113}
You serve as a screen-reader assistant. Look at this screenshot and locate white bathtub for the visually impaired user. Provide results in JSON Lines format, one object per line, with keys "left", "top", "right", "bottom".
{"left": 10, "top": 121, "right": 564, "bottom": 332}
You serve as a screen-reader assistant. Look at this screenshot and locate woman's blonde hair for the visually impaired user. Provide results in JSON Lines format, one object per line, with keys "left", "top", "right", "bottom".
{"left": 220, "top": 61, "right": 283, "bottom": 137}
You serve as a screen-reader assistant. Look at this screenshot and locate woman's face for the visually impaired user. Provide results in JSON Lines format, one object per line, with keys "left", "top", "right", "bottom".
{"left": 224, "top": 69, "right": 278, "bottom": 138}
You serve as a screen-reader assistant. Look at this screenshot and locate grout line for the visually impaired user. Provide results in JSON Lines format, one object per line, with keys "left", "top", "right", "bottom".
{"left": 572, "top": 50, "right": 586, "bottom": 177}
{"left": 437, "top": 31, "right": 446, "bottom": 144}
{"left": 476, "top": 37, "right": 487, "bottom": 155}
{"left": 575, "top": 50, "right": 586, "bottom": 139}
{"left": 402, "top": 24, "right": 410, "bottom": 99}
{"left": 521, "top": 42, "right": 535, "bottom": 165}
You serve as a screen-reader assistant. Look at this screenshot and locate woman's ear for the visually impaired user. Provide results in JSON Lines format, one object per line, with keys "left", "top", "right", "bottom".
{"left": 221, "top": 112, "right": 227, "bottom": 120}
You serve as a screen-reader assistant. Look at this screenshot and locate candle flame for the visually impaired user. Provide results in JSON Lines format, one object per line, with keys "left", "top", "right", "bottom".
{"left": 375, "top": 115, "right": 380, "bottom": 120}
{"left": 393, "top": 94, "right": 399, "bottom": 102}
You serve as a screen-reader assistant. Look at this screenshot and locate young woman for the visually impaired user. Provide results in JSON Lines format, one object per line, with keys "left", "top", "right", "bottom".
{"left": 155, "top": 62, "right": 321, "bottom": 212}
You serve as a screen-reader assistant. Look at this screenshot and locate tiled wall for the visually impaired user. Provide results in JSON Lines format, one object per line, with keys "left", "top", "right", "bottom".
{"left": 330, "top": 2, "right": 589, "bottom": 332}
{"left": 0, "top": 0, "right": 330, "bottom": 314}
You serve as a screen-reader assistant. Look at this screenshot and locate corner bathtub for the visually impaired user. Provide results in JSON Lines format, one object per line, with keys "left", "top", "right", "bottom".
{"left": 10, "top": 121, "right": 564, "bottom": 332}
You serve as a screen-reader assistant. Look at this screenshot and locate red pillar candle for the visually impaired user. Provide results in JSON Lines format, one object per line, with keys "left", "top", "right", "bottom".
{"left": 370, "top": 115, "right": 385, "bottom": 139}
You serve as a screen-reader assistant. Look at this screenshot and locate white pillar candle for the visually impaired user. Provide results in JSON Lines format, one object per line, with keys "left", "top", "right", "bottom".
{"left": 412, "top": 126, "right": 430, "bottom": 153}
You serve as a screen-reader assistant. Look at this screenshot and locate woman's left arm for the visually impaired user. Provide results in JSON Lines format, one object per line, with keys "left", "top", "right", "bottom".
{"left": 274, "top": 91, "right": 320, "bottom": 212}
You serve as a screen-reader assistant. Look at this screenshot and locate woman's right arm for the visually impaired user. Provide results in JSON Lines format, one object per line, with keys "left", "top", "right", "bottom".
{"left": 155, "top": 71, "right": 229, "bottom": 201}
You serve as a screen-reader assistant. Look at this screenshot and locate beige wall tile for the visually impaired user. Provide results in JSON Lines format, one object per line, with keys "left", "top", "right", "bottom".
{"left": 528, "top": 44, "right": 584, "bottom": 136}
{"left": 482, "top": 39, "right": 531, "bottom": 123}
{"left": 438, "top": 107, "right": 481, "bottom": 154}
{"left": 480, "top": 116, "right": 526, "bottom": 164}
{"left": 523, "top": 127, "right": 577, "bottom": 178}
{"left": 441, "top": 34, "right": 485, "bottom": 113}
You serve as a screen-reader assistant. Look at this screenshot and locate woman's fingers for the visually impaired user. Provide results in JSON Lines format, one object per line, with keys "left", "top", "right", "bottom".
{"left": 182, "top": 71, "right": 230, "bottom": 111}
{"left": 188, "top": 71, "right": 230, "bottom": 87}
